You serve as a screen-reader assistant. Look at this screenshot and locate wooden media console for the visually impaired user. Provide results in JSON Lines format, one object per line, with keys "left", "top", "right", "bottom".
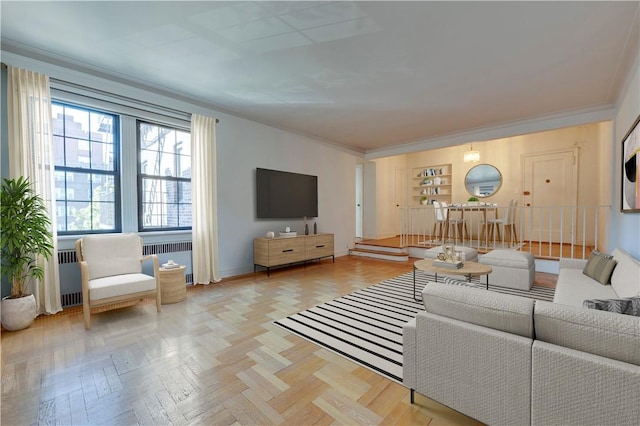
{"left": 254, "top": 233, "right": 334, "bottom": 276}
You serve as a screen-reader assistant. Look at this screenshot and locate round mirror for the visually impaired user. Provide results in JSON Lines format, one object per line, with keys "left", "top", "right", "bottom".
{"left": 464, "top": 164, "right": 502, "bottom": 198}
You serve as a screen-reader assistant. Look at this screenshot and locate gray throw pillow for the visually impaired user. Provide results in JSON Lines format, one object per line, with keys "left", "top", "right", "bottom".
{"left": 582, "top": 251, "right": 617, "bottom": 285}
{"left": 583, "top": 297, "right": 640, "bottom": 316}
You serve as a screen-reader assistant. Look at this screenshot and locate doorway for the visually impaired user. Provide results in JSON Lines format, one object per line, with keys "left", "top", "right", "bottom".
{"left": 394, "top": 167, "right": 407, "bottom": 236}
{"left": 522, "top": 149, "right": 578, "bottom": 243}
{"left": 355, "top": 164, "right": 363, "bottom": 239}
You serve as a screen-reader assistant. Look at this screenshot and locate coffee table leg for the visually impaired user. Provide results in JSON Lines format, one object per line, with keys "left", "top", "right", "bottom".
{"left": 413, "top": 266, "right": 417, "bottom": 301}
{"left": 486, "top": 275, "right": 489, "bottom": 290}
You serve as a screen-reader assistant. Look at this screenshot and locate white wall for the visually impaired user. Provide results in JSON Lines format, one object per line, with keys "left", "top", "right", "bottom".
{"left": 216, "top": 115, "right": 359, "bottom": 276}
{"left": 362, "top": 161, "right": 378, "bottom": 240}
{"left": 1, "top": 51, "right": 361, "bottom": 280}
{"left": 611, "top": 56, "right": 640, "bottom": 258}
{"left": 370, "top": 155, "right": 407, "bottom": 238}
{"left": 404, "top": 124, "right": 608, "bottom": 209}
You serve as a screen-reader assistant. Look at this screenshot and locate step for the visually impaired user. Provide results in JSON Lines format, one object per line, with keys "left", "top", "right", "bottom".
{"left": 349, "top": 248, "right": 409, "bottom": 262}
{"left": 354, "top": 243, "right": 407, "bottom": 254}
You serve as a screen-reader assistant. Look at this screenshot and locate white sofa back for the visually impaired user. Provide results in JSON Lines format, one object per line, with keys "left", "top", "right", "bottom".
{"left": 422, "top": 282, "right": 535, "bottom": 338}
{"left": 610, "top": 248, "right": 640, "bottom": 298}
{"left": 81, "top": 233, "right": 143, "bottom": 280}
{"left": 534, "top": 300, "right": 640, "bottom": 366}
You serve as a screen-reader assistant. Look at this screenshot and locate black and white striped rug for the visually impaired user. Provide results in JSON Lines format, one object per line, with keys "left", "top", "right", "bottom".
{"left": 274, "top": 272, "right": 555, "bottom": 383}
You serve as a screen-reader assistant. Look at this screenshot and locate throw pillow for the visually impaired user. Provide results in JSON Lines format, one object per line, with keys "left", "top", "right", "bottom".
{"left": 442, "top": 276, "right": 476, "bottom": 288}
{"left": 590, "top": 250, "right": 614, "bottom": 260}
{"left": 583, "top": 297, "right": 640, "bottom": 316}
{"left": 582, "top": 251, "right": 617, "bottom": 285}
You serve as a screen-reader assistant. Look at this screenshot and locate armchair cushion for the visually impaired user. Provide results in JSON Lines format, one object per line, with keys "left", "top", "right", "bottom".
{"left": 81, "top": 233, "right": 143, "bottom": 280}
{"left": 89, "top": 273, "right": 157, "bottom": 301}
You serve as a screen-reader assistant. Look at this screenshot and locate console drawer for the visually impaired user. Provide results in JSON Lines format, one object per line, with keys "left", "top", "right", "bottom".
{"left": 255, "top": 237, "right": 306, "bottom": 267}
{"left": 305, "top": 234, "right": 334, "bottom": 259}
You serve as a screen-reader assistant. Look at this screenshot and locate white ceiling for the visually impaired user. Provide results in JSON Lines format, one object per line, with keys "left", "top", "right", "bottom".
{"left": 2, "top": 1, "right": 639, "bottom": 155}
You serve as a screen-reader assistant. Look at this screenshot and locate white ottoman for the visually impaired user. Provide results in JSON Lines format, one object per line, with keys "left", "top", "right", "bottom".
{"left": 424, "top": 246, "right": 478, "bottom": 262}
{"left": 479, "top": 250, "right": 535, "bottom": 290}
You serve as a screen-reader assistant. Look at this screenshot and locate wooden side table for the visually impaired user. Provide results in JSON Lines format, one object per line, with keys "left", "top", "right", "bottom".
{"left": 158, "top": 265, "right": 186, "bottom": 304}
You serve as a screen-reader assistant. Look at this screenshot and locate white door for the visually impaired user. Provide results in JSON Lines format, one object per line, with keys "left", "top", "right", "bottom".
{"left": 355, "top": 164, "right": 363, "bottom": 239}
{"left": 394, "top": 167, "right": 407, "bottom": 237}
{"left": 522, "top": 149, "right": 578, "bottom": 243}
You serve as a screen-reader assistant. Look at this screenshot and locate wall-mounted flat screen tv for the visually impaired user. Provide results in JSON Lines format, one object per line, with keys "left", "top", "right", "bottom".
{"left": 256, "top": 168, "right": 318, "bottom": 218}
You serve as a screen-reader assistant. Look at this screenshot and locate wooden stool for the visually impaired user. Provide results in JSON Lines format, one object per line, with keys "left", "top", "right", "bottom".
{"left": 158, "top": 265, "right": 186, "bottom": 304}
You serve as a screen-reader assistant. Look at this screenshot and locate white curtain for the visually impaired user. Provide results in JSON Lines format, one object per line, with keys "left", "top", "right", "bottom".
{"left": 191, "top": 114, "right": 220, "bottom": 284}
{"left": 7, "top": 66, "right": 62, "bottom": 315}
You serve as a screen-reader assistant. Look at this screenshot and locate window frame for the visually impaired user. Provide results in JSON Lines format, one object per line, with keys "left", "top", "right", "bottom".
{"left": 136, "top": 120, "right": 192, "bottom": 232}
{"left": 52, "top": 101, "right": 122, "bottom": 235}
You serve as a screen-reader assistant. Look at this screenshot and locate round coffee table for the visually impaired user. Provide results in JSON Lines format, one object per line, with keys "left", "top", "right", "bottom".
{"left": 413, "top": 259, "right": 492, "bottom": 301}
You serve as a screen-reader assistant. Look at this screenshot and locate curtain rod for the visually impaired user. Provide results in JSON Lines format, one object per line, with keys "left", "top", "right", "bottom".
{"left": 1, "top": 62, "right": 219, "bottom": 123}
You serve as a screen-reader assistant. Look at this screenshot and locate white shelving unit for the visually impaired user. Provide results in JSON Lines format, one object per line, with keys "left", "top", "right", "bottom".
{"left": 411, "top": 164, "right": 452, "bottom": 206}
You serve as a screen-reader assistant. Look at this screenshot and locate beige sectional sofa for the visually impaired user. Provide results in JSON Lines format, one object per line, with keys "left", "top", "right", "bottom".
{"left": 403, "top": 280, "right": 640, "bottom": 426}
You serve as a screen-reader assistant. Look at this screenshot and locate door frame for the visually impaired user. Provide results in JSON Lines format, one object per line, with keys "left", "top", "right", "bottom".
{"left": 521, "top": 147, "right": 579, "bottom": 243}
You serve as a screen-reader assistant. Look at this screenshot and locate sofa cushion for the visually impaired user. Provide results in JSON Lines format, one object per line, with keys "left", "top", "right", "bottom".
{"left": 610, "top": 249, "right": 640, "bottom": 298}
{"left": 553, "top": 268, "right": 619, "bottom": 307}
{"left": 422, "top": 281, "right": 535, "bottom": 338}
{"left": 534, "top": 301, "right": 640, "bottom": 366}
{"left": 582, "top": 251, "right": 617, "bottom": 285}
{"left": 81, "top": 233, "right": 143, "bottom": 280}
{"left": 584, "top": 297, "right": 640, "bottom": 316}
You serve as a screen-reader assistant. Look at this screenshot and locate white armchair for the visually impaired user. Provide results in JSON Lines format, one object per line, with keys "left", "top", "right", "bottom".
{"left": 75, "top": 233, "right": 161, "bottom": 329}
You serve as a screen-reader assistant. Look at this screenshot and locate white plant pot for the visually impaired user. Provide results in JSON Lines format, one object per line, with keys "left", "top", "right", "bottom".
{"left": 1, "top": 294, "right": 36, "bottom": 331}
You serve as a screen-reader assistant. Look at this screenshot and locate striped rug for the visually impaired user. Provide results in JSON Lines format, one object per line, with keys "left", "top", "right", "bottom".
{"left": 274, "top": 271, "right": 555, "bottom": 383}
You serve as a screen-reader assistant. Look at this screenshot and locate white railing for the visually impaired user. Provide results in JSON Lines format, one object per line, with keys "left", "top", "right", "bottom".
{"left": 399, "top": 205, "right": 610, "bottom": 260}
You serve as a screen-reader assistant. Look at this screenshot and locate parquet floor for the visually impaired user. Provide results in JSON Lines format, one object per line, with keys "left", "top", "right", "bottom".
{"left": 1, "top": 256, "right": 556, "bottom": 425}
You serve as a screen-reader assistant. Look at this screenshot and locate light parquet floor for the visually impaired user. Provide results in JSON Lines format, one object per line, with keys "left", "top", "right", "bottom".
{"left": 1, "top": 256, "right": 556, "bottom": 425}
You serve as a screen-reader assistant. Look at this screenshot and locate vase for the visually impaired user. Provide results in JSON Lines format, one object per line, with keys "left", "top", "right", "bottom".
{"left": 1, "top": 294, "right": 37, "bottom": 331}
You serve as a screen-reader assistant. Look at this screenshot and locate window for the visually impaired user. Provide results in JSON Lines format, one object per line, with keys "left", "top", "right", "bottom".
{"left": 137, "top": 121, "right": 191, "bottom": 231}
{"left": 52, "top": 102, "right": 120, "bottom": 234}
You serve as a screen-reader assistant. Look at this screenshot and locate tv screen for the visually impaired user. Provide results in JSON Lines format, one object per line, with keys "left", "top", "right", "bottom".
{"left": 256, "top": 168, "right": 318, "bottom": 218}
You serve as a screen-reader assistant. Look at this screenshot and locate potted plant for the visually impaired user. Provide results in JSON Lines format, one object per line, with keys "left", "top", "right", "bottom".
{"left": 1, "top": 177, "right": 53, "bottom": 331}
{"left": 467, "top": 196, "right": 479, "bottom": 206}
{"left": 420, "top": 196, "right": 429, "bottom": 205}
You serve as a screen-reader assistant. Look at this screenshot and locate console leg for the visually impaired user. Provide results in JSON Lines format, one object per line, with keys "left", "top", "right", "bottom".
{"left": 410, "top": 389, "right": 415, "bottom": 404}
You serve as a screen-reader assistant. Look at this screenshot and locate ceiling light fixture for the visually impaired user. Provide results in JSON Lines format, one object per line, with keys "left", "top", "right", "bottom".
{"left": 464, "top": 144, "right": 480, "bottom": 163}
